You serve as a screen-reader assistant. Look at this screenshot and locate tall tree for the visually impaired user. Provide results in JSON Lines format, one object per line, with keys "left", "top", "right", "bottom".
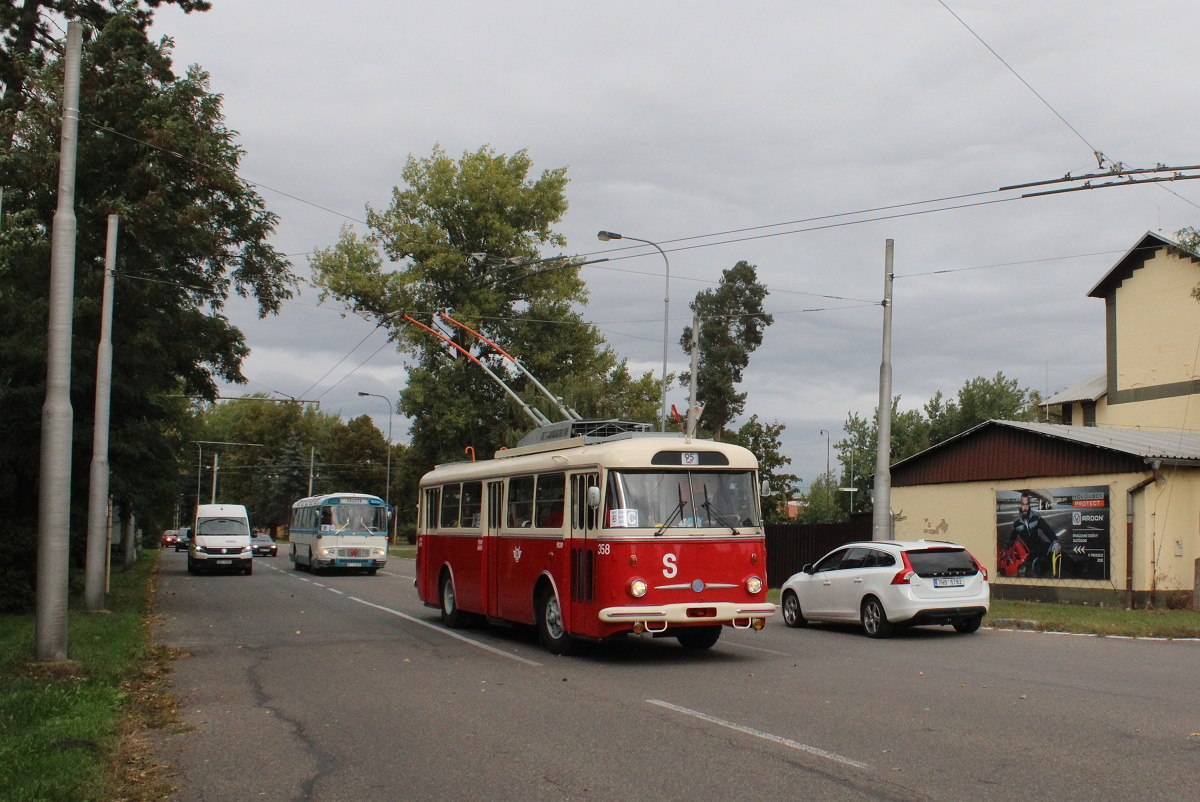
{"left": 0, "top": 11, "right": 293, "bottom": 610}
{"left": 679, "top": 261, "right": 773, "bottom": 440}
{"left": 797, "top": 472, "right": 844, "bottom": 524}
{"left": 311, "top": 145, "right": 659, "bottom": 479}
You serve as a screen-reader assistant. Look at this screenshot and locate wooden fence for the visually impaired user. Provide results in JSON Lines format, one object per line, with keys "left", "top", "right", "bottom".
{"left": 764, "top": 519, "right": 872, "bottom": 587}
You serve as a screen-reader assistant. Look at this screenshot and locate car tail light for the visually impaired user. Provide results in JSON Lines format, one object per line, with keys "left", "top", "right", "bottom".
{"left": 970, "top": 552, "right": 988, "bottom": 581}
{"left": 891, "top": 551, "right": 916, "bottom": 585}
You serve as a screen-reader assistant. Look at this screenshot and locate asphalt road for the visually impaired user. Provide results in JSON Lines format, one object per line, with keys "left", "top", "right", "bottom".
{"left": 152, "top": 549, "right": 1200, "bottom": 801}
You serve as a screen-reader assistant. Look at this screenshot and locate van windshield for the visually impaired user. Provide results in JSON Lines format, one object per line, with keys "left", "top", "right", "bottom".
{"left": 196, "top": 517, "right": 249, "bottom": 536}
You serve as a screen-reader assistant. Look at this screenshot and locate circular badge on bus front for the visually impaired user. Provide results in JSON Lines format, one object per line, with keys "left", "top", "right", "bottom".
{"left": 691, "top": 579, "right": 705, "bottom": 592}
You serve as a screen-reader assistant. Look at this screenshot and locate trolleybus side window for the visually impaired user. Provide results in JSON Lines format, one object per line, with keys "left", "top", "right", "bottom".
{"left": 534, "top": 472, "right": 566, "bottom": 528}
{"left": 423, "top": 488, "right": 439, "bottom": 530}
{"left": 508, "top": 476, "right": 534, "bottom": 527}
{"left": 440, "top": 483, "right": 462, "bottom": 528}
{"left": 461, "top": 481, "right": 483, "bottom": 529}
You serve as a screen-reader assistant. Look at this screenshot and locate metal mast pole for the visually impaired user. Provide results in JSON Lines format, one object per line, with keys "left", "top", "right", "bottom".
{"left": 872, "top": 239, "right": 895, "bottom": 540}
{"left": 36, "top": 21, "right": 83, "bottom": 662}
{"left": 85, "top": 215, "right": 119, "bottom": 610}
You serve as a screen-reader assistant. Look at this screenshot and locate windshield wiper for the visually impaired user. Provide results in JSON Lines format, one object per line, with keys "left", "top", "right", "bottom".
{"left": 700, "top": 486, "right": 739, "bottom": 535}
{"left": 654, "top": 483, "right": 688, "bottom": 536}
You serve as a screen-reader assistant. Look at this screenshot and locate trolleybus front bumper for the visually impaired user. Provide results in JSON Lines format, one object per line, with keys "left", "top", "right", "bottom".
{"left": 599, "top": 602, "right": 775, "bottom": 632}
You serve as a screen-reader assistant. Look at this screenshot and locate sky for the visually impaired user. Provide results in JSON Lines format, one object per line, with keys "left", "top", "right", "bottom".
{"left": 148, "top": 0, "right": 1200, "bottom": 489}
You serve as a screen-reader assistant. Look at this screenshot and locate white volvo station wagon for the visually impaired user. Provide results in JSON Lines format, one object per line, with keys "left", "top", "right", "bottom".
{"left": 780, "top": 540, "right": 989, "bottom": 638}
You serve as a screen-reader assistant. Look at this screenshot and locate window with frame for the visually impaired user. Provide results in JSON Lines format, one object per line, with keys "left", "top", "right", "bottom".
{"left": 534, "top": 473, "right": 566, "bottom": 528}
{"left": 440, "top": 483, "right": 462, "bottom": 527}
{"left": 423, "top": 488, "right": 439, "bottom": 530}
{"left": 508, "top": 476, "right": 535, "bottom": 527}
{"left": 461, "top": 481, "right": 483, "bottom": 529}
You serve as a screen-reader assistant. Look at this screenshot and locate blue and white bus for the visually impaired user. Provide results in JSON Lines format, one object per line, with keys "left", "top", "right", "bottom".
{"left": 288, "top": 492, "right": 389, "bottom": 575}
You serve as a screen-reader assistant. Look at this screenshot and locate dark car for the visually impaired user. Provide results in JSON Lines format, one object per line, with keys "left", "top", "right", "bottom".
{"left": 251, "top": 532, "right": 278, "bottom": 557}
{"left": 174, "top": 528, "right": 190, "bottom": 552}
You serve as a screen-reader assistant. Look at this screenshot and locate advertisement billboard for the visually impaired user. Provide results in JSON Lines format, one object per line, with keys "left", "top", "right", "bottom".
{"left": 995, "top": 486, "right": 1110, "bottom": 580}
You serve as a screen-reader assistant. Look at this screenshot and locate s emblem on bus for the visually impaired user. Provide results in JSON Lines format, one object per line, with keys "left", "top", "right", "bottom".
{"left": 663, "top": 553, "right": 678, "bottom": 578}
{"left": 513, "top": 547, "right": 522, "bottom": 563}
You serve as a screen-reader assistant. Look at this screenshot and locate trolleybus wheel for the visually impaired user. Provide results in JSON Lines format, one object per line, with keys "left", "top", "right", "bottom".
{"left": 536, "top": 588, "right": 575, "bottom": 655}
{"left": 308, "top": 549, "right": 320, "bottom": 575}
{"left": 675, "top": 625, "right": 722, "bottom": 650}
{"left": 781, "top": 590, "right": 807, "bottom": 628}
{"left": 366, "top": 568, "right": 378, "bottom": 576}
{"left": 861, "top": 596, "right": 894, "bottom": 639}
{"left": 440, "top": 572, "right": 466, "bottom": 628}
{"left": 292, "top": 546, "right": 301, "bottom": 571}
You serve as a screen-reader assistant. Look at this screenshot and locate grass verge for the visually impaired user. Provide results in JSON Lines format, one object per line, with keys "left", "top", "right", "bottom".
{"left": 0, "top": 549, "right": 179, "bottom": 802}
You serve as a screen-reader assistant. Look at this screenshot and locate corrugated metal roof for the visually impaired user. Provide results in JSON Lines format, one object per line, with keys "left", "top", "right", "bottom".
{"left": 998, "top": 421, "right": 1200, "bottom": 462}
{"left": 1044, "top": 371, "right": 1107, "bottom": 405}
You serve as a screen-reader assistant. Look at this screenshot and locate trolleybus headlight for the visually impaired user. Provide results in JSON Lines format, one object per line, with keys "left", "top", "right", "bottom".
{"left": 746, "top": 576, "right": 763, "bottom": 594}
{"left": 320, "top": 548, "right": 334, "bottom": 557}
{"left": 629, "top": 579, "right": 647, "bottom": 598}
{"left": 372, "top": 548, "right": 385, "bottom": 557}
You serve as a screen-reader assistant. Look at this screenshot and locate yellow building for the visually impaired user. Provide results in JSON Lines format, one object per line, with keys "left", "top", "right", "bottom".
{"left": 890, "top": 232, "right": 1200, "bottom": 607}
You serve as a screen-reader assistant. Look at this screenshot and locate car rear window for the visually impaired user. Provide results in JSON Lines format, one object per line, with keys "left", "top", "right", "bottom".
{"left": 906, "top": 548, "right": 977, "bottom": 577}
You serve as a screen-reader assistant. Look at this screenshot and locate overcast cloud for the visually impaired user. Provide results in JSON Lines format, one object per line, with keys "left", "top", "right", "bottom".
{"left": 149, "top": 1, "right": 1200, "bottom": 487}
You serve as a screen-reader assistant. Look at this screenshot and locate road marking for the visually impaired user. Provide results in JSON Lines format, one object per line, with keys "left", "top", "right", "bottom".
{"left": 348, "top": 597, "right": 543, "bottom": 667}
{"left": 722, "top": 641, "right": 791, "bottom": 656}
{"left": 327, "top": 588, "right": 345, "bottom": 595}
{"left": 646, "top": 700, "right": 867, "bottom": 769}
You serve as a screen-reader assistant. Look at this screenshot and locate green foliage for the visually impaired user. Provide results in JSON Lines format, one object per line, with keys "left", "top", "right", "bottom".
{"left": 724, "top": 415, "right": 798, "bottom": 523}
{"left": 679, "top": 261, "right": 773, "bottom": 440}
{"left": 311, "top": 145, "right": 659, "bottom": 483}
{"left": 796, "top": 472, "right": 845, "bottom": 524}
{"left": 0, "top": 8, "right": 293, "bottom": 610}
{"left": 836, "top": 372, "right": 1043, "bottom": 513}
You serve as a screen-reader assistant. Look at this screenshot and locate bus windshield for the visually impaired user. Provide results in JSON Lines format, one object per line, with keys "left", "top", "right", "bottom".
{"left": 323, "top": 504, "right": 388, "bottom": 534}
{"left": 604, "top": 470, "right": 760, "bottom": 531}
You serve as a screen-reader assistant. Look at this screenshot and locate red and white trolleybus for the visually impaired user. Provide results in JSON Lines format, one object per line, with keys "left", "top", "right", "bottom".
{"left": 415, "top": 420, "right": 775, "bottom": 653}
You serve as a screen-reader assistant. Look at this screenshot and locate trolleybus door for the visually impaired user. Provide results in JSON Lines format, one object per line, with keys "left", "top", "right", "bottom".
{"left": 569, "top": 473, "right": 600, "bottom": 614}
{"left": 486, "top": 480, "right": 504, "bottom": 617}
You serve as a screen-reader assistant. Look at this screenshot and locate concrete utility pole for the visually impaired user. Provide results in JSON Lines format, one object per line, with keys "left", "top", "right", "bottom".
{"left": 872, "top": 239, "right": 895, "bottom": 541}
{"left": 685, "top": 315, "right": 700, "bottom": 440}
{"left": 36, "top": 21, "right": 83, "bottom": 662}
{"left": 85, "top": 215, "right": 119, "bottom": 610}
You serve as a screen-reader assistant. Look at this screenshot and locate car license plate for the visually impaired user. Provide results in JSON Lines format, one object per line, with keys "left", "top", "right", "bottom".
{"left": 216, "top": 559, "right": 231, "bottom": 565}
{"left": 934, "top": 577, "right": 965, "bottom": 588}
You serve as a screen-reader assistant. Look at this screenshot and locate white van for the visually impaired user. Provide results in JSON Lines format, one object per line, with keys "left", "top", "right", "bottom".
{"left": 188, "top": 503, "right": 254, "bottom": 575}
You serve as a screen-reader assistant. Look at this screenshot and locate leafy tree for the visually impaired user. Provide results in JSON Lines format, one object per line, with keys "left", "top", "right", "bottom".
{"left": 311, "top": 145, "right": 659, "bottom": 482}
{"left": 0, "top": 1, "right": 211, "bottom": 148}
{"left": 835, "top": 373, "right": 1044, "bottom": 514}
{"left": 724, "top": 415, "right": 798, "bottom": 524}
{"left": 797, "top": 472, "right": 844, "bottom": 524}
{"left": 0, "top": 10, "right": 292, "bottom": 609}
{"left": 679, "top": 261, "right": 773, "bottom": 440}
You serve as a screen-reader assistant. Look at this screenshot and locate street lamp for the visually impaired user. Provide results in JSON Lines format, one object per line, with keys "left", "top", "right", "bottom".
{"left": 597, "top": 230, "right": 670, "bottom": 432}
{"left": 358, "top": 392, "right": 393, "bottom": 536}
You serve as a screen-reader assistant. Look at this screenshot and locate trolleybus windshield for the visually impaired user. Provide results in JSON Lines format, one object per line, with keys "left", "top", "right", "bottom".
{"left": 604, "top": 470, "right": 760, "bottom": 530}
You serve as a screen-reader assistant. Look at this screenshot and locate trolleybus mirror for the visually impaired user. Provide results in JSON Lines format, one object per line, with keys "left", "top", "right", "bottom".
{"left": 760, "top": 479, "right": 771, "bottom": 497}
{"left": 586, "top": 486, "right": 601, "bottom": 508}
